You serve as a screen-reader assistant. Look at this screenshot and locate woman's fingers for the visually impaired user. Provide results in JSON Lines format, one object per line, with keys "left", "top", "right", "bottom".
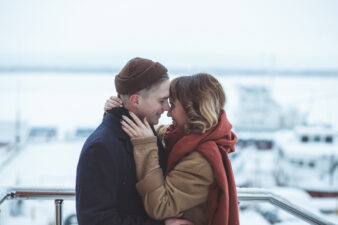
{"left": 122, "top": 115, "right": 139, "bottom": 130}
{"left": 104, "top": 96, "right": 123, "bottom": 111}
{"left": 110, "top": 96, "right": 122, "bottom": 104}
{"left": 104, "top": 102, "right": 117, "bottom": 111}
{"left": 104, "top": 100, "right": 110, "bottom": 111}
{"left": 144, "top": 117, "right": 151, "bottom": 129}
{"left": 121, "top": 125, "right": 134, "bottom": 138}
{"left": 121, "top": 112, "right": 154, "bottom": 138}
{"left": 129, "top": 111, "right": 145, "bottom": 128}
{"left": 121, "top": 120, "right": 137, "bottom": 137}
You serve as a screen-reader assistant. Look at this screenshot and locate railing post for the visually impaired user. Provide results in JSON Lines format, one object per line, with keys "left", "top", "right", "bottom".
{"left": 55, "top": 199, "right": 63, "bottom": 225}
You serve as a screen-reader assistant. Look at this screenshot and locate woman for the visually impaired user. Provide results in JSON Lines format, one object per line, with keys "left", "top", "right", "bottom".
{"left": 106, "top": 73, "right": 239, "bottom": 225}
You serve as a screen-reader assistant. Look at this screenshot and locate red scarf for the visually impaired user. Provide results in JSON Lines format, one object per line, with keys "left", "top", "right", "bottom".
{"left": 163, "top": 110, "right": 240, "bottom": 225}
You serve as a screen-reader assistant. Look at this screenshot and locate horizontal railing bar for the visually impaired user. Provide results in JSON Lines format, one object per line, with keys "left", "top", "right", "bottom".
{"left": 0, "top": 187, "right": 335, "bottom": 225}
{"left": 7, "top": 188, "right": 75, "bottom": 200}
{"left": 236, "top": 188, "right": 335, "bottom": 225}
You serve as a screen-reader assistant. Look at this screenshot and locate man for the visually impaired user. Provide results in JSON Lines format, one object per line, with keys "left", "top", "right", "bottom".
{"left": 76, "top": 57, "right": 192, "bottom": 225}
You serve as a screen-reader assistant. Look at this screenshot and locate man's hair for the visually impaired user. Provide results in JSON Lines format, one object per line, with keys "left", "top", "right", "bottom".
{"left": 120, "top": 77, "right": 169, "bottom": 104}
{"left": 170, "top": 73, "right": 226, "bottom": 134}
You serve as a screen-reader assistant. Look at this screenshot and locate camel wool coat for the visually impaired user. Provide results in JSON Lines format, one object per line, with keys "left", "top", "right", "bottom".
{"left": 131, "top": 136, "right": 214, "bottom": 225}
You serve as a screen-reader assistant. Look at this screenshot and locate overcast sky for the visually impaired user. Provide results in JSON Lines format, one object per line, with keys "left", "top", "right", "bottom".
{"left": 0, "top": 0, "right": 338, "bottom": 69}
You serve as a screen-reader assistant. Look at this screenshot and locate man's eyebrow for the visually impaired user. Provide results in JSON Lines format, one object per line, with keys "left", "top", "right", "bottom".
{"left": 160, "top": 96, "right": 169, "bottom": 100}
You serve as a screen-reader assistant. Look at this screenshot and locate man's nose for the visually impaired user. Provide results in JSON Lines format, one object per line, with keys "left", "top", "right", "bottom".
{"left": 163, "top": 101, "right": 170, "bottom": 111}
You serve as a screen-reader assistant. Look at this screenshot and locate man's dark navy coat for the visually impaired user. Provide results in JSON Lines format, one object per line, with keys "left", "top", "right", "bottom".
{"left": 76, "top": 108, "right": 167, "bottom": 225}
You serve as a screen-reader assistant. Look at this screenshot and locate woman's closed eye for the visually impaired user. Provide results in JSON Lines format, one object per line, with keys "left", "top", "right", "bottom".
{"left": 169, "top": 102, "right": 175, "bottom": 108}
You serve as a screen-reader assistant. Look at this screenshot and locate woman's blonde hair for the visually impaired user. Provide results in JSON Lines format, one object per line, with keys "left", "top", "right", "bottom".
{"left": 170, "top": 73, "right": 226, "bottom": 134}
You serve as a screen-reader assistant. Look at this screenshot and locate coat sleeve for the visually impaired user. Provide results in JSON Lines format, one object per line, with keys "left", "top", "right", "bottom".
{"left": 76, "top": 142, "right": 164, "bottom": 225}
{"left": 131, "top": 137, "right": 214, "bottom": 220}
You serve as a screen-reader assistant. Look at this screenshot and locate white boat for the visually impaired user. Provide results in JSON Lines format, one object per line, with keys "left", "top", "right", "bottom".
{"left": 276, "top": 125, "right": 338, "bottom": 193}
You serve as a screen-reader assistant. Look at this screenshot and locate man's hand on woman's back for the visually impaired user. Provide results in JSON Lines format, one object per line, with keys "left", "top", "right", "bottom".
{"left": 164, "top": 213, "right": 193, "bottom": 225}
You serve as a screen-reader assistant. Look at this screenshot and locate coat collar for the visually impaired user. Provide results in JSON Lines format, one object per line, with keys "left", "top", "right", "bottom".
{"left": 103, "top": 107, "right": 158, "bottom": 142}
{"left": 103, "top": 107, "right": 130, "bottom": 140}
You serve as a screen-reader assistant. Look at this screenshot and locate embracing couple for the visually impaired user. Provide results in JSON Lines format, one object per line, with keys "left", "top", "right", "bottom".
{"left": 75, "top": 57, "right": 240, "bottom": 225}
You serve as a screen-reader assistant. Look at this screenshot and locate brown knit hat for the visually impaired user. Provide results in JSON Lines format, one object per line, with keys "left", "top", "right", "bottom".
{"left": 115, "top": 57, "right": 168, "bottom": 95}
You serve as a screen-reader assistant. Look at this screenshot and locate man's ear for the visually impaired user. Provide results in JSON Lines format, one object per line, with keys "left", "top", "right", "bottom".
{"left": 129, "top": 94, "right": 140, "bottom": 108}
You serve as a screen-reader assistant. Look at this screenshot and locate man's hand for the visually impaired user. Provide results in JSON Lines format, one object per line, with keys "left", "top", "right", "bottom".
{"left": 164, "top": 212, "right": 193, "bottom": 225}
{"left": 165, "top": 218, "right": 194, "bottom": 225}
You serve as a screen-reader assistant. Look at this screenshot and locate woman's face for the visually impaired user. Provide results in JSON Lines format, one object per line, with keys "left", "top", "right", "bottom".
{"left": 167, "top": 98, "right": 188, "bottom": 130}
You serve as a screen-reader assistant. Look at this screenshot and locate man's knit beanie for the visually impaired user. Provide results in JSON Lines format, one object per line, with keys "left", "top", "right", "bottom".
{"left": 115, "top": 57, "right": 168, "bottom": 95}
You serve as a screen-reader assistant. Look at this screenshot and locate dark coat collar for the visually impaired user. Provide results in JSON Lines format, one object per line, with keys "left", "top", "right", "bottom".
{"left": 103, "top": 107, "right": 158, "bottom": 140}
{"left": 103, "top": 107, "right": 130, "bottom": 140}
{"left": 103, "top": 107, "right": 168, "bottom": 173}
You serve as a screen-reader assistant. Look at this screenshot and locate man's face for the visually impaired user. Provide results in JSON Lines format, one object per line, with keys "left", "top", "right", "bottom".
{"left": 137, "top": 80, "right": 170, "bottom": 125}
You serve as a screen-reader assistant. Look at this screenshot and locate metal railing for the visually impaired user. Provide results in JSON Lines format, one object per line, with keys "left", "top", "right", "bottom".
{"left": 0, "top": 188, "right": 75, "bottom": 225}
{"left": 0, "top": 187, "right": 335, "bottom": 225}
{"left": 237, "top": 188, "right": 335, "bottom": 225}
